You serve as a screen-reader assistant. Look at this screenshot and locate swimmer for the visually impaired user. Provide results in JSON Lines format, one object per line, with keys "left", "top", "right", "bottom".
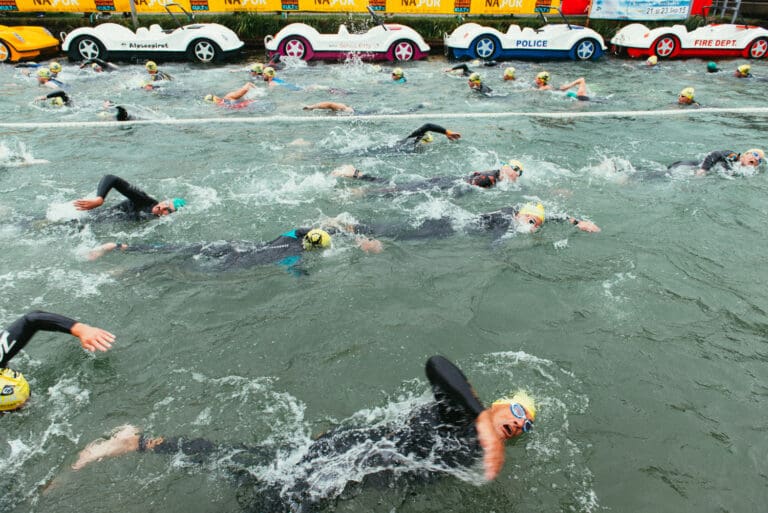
{"left": 48, "top": 61, "right": 62, "bottom": 79}
{"left": 88, "top": 227, "right": 380, "bottom": 270}
{"left": 669, "top": 148, "right": 764, "bottom": 176}
{"left": 80, "top": 58, "right": 119, "bottom": 72}
{"left": 248, "top": 62, "right": 264, "bottom": 79}
{"left": 0, "top": 311, "right": 115, "bottom": 412}
{"left": 261, "top": 66, "right": 302, "bottom": 90}
{"left": 72, "top": 174, "right": 186, "bottom": 222}
{"left": 114, "top": 105, "right": 134, "bottom": 121}
{"left": 468, "top": 72, "right": 493, "bottom": 95}
{"left": 391, "top": 67, "right": 407, "bottom": 83}
{"left": 34, "top": 90, "right": 71, "bottom": 107}
{"left": 143, "top": 61, "right": 173, "bottom": 89}
{"left": 444, "top": 63, "right": 475, "bottom": 77}
{"left": 503, "top": 67, "right": 516, "bottom": 81}
{"left": 646, "top": 55, "right": 658, "bottom": 67}
{"left": 71, "top": 355, "right": 534, "bottom": 512}
{"left": 303, "top": 102, "right": 354, "bottom": 113}
{"left": 677, "top": 87, "right": 700, "bottom": 106}
{"left": 734, "top": 64, "right": 752, "bottom": 78}
{"left": 559, "top": 77, "right": 590, "bottom": 101}
{"left": 204, "top": 82, "right": 257, "bottom": 108}
{"left": 707, "top": 61, "right": 720, "bottom": 73}
{"left": 331, "top": 159, "right": 525, "bottom": 193}
{"left": 534, "top": 71, "right": 552, "bottom": 91}
{"left": 392, "top": 123, "right": 461, "bottom": 153}
{"left": 36, "top": 68, "right": 61, "bottom": 89}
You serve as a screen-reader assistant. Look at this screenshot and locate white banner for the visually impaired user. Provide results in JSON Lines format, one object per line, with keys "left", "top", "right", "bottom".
{"left": 589, "top": 0, "right": 692, "bottom": 20}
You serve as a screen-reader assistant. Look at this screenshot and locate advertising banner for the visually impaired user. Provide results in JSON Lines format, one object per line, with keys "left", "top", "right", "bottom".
{"left": 297, "top": 0, "right": 366, "bottom": 12}
{"left": 470, "top": 0, "right": 560, "bottom": 16}
{"left": 589, "top": 0, "right": 692, "bottom": 20}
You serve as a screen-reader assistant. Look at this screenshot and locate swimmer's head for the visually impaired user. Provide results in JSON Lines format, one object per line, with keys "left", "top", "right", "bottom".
{"left": 736, "top": 64, "right": 751, "bottom": 77}
{"left": 250, "top": 62, "right": 264, "bottom": 75}
{"left": 92, "top": 62, "right": 103, "bottom": 72}
{"left": 0, "top": 368, "right": 30, "bottom": 412}
{"left": 391, "top": 67, "right": 404, "bottom": 80}
{"left": 517, "top": 202, "right": 545, "bottom": 230}
{"left": 468, "top": 72, "right": 482, "bottom": 89}
{"left": 263, "top": 66, "right": 276, "bottom": 80}
{"left": 151, "top": 198, "right": 186, "bottom": 216}
{"left": 37, "top": 68, "right": 51, "bottom": 80}
{"left": 49, "top": 61, "right": 62, "bottom": 74}
{"left": 490, "top": 390, "right": 536, "bottom": 440}
{"left": 535, "top": 71, "right": 550, "bottom": 85}
{"left": 741, "top": 148, "right": 765, "bottom": 167}
{"left": 145, "top": 60, "right": 158, "bottom": 73}
{"left": 420, "top": 133, "right": 434, "bottom": 144}
{"left": 50, "top": 96, "right": 64, "bottom": 107}
{"left": 503, "top": 67, "right": 516, "bottom": 81}
{"left": 500, "top": 159, "right": 523, "bottom": 180}
{"left": 204, "top": 94, "right": 221, "bottom": 103}
{"left": 678, "top": 87, "right": 695, "bottom": 104}
{"left": 302, "top": 229, "right": 331, "bottom": 250}
{"left": 646, "top": 55, "right": 658, "bottom": 66}
{"left": 707, "top": 61, "right": 719, "bottom": 73}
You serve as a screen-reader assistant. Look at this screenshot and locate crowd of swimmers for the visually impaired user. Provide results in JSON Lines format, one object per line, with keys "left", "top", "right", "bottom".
{"left": 4, "top": 50, "right": 767, "bottom": 511}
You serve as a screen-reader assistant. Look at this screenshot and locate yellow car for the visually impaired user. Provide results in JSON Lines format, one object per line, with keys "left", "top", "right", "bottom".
{"left": 0, "top": 25, "right": 60, "bottom": 63}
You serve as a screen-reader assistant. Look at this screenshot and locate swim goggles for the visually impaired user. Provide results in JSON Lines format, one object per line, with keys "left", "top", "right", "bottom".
{"left": 510, "top": 403, "right": 533, "bottom": 433}
{"left": 747, "top": 151, "right": 763, "bottom": 165}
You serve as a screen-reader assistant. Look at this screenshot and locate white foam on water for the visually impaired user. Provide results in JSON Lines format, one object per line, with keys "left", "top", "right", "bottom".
{"left": 0, "top": 140, "right": 49, "bottom": 167}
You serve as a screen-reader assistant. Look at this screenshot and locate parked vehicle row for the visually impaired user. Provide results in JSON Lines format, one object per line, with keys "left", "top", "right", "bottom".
{"left": 1, "top": 4, "right": 766, "bottom": 65}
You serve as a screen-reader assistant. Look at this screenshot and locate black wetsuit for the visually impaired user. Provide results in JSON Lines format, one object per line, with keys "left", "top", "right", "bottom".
{"left": 46, "top": 90, "right": 71, "bottom": 106}
{"left": 1, "top": 311, "right": 77, "bottom": 368}
{"left": 89, "top": 174, "right": 160, "bottom": 221}
{"left": 115, "top": 106, "right": 133, "bottom": 121}
{"left": 150, "top": 70, "right": 173, "bottom": 81}
{"left": 668, "top": 150, "right": 740, "bottom": 173}
{"left": 120, "top": 228, "right": 317, "bottom": 273}
{"left": 137, "top": 356, "right": 484, "bottom": 513}
{"left": 393, "top": 124, "right": 451, "bottom": 153}
{"left": 449, "top": 63, "right": 475, "bottom": 77}
{"left": 471, "top": 83, "right": 493, "bottom": 95}
{"left": 348, "top": 169, "right": 505, "bottom": 195}
{"left": 82, "top": 58, "right": 118, "bottom": 71}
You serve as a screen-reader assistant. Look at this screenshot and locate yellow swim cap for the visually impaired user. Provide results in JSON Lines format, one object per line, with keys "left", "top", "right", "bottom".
{"left": 506, "top": 159, "right": 524, "bottom": 174}
{"left": 536, "top": 71, "right": 550, "bottom": 83}
{"left": 392, "top": 67, "right": 404, "bottom": 78}
{"left": 468, "top": 72, "right": 481, "bottom": 83}
{"left": 737, "top": 64, "right": 751, "bottom": 76}
{"left": 203, "top": 94, "right": 218, "bottom": 102}
{"left": 420, "top": 133, "right": 434, "bottom": 144}
{"left": 303, "top": 229, "right": 331, "bottom": 250}
{"left": 263, "top": 66, "right": 276, "bottom": 78}
{"left": 519, "top": 202, "right": 545, "bottom": 224}
{"left": 145, "top": 60, "right": 158, "bottom": 71}
{"left": 493, "top": 390, "right": 537, "bottom": 422}
{"left": 37, "top": 68, "right": 51, "bottom": 78}
{"left": 50, "top": 96, "right": 64, "bottom": 107}
{"left": 0, "top": 368, "right": 30, "bottom": 412}
{"left": 250, "top": 62, "right": 264, "bottom": 74}
{"left": 745, "top": 148, "right": 765, "bottom": 164}
{"left": 49, "top": 61, "right": 62, "bottom": 73}
{"left": 503, "top": 67, "right": 516, "bottom": 79}
{"left": 646, "top": 55, "right": 658, "bottom": 66}
{"left": 680, "top": 87, "right": 695, "bottom": 100}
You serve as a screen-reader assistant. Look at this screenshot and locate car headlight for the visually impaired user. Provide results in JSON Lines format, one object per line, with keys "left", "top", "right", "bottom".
{"left": 14, "top": 33, "right": 25, "bottom": 43}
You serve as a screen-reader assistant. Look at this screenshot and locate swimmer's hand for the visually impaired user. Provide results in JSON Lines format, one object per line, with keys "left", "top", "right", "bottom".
{"left": 573, "top": 219, "right": 601, "bottom": 233}
{"left": 444, "top": 130, "right": 461, "bottom": 141}
{"left": 695, "top": 168, "right": 707, "bottom": 177}
{"left": 476, "top": 409, "right": 505, "bottom": 481}
{"left": 356, "top": 236, "right": 383, "bottom": 254}
{"left": 71, "top": 322, "right": 115, "bottom": 352}
{"left": 331, "top": 164, "right": 357, "bottom": 178}
{"left": 88, "top": 242, "right": 122, "bottom": 261}
{"left": 74, "top": 196, "right": 104, "bottom": 210}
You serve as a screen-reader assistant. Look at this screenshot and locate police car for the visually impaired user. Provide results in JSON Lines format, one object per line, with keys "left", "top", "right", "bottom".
{"left": 62, "top": 2, "right": 243, "bottom": 63}
{"left": 444, "top": 6, "right": 606, "bottom": 61}
{"left": 611, "top": 23, "right": 768, "bottom": 59}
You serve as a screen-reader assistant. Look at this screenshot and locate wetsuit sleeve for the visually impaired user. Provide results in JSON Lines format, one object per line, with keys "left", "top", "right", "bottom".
{"left": 122, "top": 242, "right": 202, "bottom": 254}
{"left": 425, "top": 355, "right": 485, "bottom": 418}
{"left": 701, "top": 150, "right": 738, "bottom": 172}
{"left": 404, "top": 123, "right": 449, "bottom": 141}
{"left": 450, "top": 64, "right": 472, "bottom": 76}
{"left": 96, "top": 175, "right": 157, "bottom": 207}
{"left": 46, "top": 90, "right": 70, "bottom": 104}
{"left": 1, "top": 311, "right": 77, "bottom": 368}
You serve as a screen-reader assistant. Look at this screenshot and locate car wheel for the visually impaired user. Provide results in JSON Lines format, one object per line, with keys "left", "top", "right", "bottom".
{"left": 471, "top": 35, "right": 499, "bottom": 60}
{"left": 68, "top": 36, "right": 105, "bottom": 61}
{"left": 282, "top": 37, "right": 313, "bottom": 60}
{"left": 653, "top": 35, "right": 678, "bottom": 58}
{"left": 747, "top": 37, "right": 768, "bottom": 59}
{"left": 389, "top": 40, "right": 416, "bottom": 61}
{"left": 0, "top": 41, "right": 10, "bottom": 63}
{"left": 187, "top": 38, "right": 221, "bottom": 63}
{"left": 572, "top": 38, "right": 598, "bottom": 61}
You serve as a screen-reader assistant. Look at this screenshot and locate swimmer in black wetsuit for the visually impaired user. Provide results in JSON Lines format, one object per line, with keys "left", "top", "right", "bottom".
{"left": 34, "top": 90, "right": 71, "bottom": 107}
{"left": 0, "top": 311, "right": 115, "bottom": 412}
{"left": 72, "top": 174, "right": 186, "bottom": 221}
{"left": 372, "top": 123, "right": 461, "bottom": 154}
{"left": 330, "top": 159, "right": 524, "bottom": 193}
{"left": 71, "top": 355, "right": 535, "bottom": 511}
{"left": 468, "top": 73, "right": 493, "bottom": 95}
{"left": 80, "top": 58, "right": 119, "bottom": 72}
{"left": 668, "top": 148, "right": 764, "bottom": 176}
{"left": 143, "top": 61, "right": 173, "bottom": 90}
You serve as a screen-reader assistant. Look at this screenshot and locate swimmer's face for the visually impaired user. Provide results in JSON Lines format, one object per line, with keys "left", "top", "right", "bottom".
{"left": 503, "top": 75, "right": 515, "bottom": 81}
{"left": 490, "top": 402, "right": 533, "bottom": 440}
{"left": 741, "top": 152, "right": 763, "bottom": 167}
{"left": 468, "top": 79, "right": 481, "bottom": 90}
{"left": 517, "top": 213, "right": 543, "bottom": 231}
{"left": 37, "top": 76, "right": 49, "bottom": 84}
{"left": 500, "top": 164, "right": 521, "bottom": 182}
{"left": 678, "top": 94, "right": 693, "bottom": 105}
{"left": 152, "top": 200, "right": 174, "bottom": 216}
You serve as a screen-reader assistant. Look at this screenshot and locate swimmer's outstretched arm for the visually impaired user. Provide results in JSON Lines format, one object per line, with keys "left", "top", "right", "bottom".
{"left": 547, "top": 214, "right": 601, "bottom": 232}
{"left": 330, "top": 164, "right": 384, "bottom": 182}
{"left": 404, "top": 123, "right": 461, "bottom": 142}
{"left": 74, "top": 175, "right": 157, "bottom": 211}
{"left": 1, "top": 311, "right": 115, "bottom": 367}
{"left": 444, "top": 63, "right": 472, "bottom": 76}
{"left": 35, "top": 90, "right": 70, "bottom": 104}
{"left": 303, "top": 102, "right": 354, "bottom": 113}
{"left": 88, "top": 241, "right": 201, "bottom": 260}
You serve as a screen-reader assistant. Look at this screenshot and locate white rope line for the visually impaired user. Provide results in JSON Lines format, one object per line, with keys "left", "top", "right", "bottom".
{"left": 2, "top": 107, "right": 768, "bottom": 129}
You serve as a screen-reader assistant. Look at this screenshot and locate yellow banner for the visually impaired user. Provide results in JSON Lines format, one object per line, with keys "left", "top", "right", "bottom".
{"left": 470, "top": 0, "right": 560, "bottom": 15}
{"left": 385, "top": 0, "right": 446, "bottom": 15}
{"left": 297, "top": 0, "right": 367, "bottom": 12}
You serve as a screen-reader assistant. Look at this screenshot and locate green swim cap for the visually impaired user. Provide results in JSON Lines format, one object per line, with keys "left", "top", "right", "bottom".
{"left": 172, "top": 198, "right": 186, "bottom": 210}
{"left": 707, "top": 61, "right": 718, "bottom": 72}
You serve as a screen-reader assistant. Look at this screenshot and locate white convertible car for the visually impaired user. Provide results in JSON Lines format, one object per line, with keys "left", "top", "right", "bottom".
{"left": 444, "top": 7, "right": 606, "bottom": 61}
{"left": 265, "top": 7, "right": 430, "bottom": 62}
{"left": 62, "top": 3, "right": 243, "bottom": 63}
{"left": 611, "top": 23, "right": 768, "bottom": 59}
